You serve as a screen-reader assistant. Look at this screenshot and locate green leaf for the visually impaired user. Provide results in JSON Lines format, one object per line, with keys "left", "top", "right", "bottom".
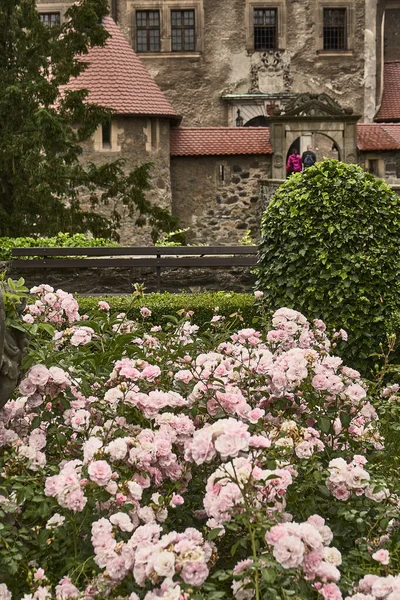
{"left": 318, "top": 416, "right": 331, "bottom": 434}
{"left": 207, "top": 528, "right": 223, "bottom": 540}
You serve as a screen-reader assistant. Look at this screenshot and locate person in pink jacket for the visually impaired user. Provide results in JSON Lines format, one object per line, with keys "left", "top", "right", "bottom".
{"left": 286, "top": 149, "right": 303, "bottom": 176}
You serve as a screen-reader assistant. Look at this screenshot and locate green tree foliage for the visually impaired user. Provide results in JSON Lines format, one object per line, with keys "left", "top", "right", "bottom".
{"left": 257, "top": 159, "right": 400, "bottom": 372}
{"left": 0, "top": 0, "right": 176, "bottom": 240}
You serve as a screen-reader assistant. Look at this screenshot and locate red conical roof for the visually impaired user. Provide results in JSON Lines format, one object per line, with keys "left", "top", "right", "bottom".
{"left": 375, "top": 61, "right": 400, "bottom": 122}
{"left": 63, "top": 16, "right": 179, "bottom": 118}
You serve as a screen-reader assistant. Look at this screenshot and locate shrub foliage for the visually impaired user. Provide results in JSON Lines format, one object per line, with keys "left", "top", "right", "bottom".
{"left": 0, "top": 233, "right": 117, "bottom": 261}
{"left": 78, "top": 291, "right": 258, "bottom": 328}
{"left": 257, "top": 160, "right": 400, "bottom": 371}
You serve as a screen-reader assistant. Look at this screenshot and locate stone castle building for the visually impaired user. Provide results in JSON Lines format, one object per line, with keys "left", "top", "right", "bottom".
{"left": 37, "top": 1, "right": 400, "bottom": 244}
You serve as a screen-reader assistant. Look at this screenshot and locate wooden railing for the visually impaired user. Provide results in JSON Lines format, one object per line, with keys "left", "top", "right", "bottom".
{"left": 11, "top": 246, "right": 258, "bottom": 293}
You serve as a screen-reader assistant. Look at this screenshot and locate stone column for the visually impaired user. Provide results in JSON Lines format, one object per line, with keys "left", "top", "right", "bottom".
{"left": 343, "top": 122, "right": 358, "bottom": 164}
{"left": 270, "top": 122, "right": 286, "bottom": 179}
{"left": 363, "top": 0, "right": 378, "bottom": 122}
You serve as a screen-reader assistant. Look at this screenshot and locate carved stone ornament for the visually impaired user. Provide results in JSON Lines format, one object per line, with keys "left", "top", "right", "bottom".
{"left": 346, "top": 153, "right": 356, "bottom": 164}
{"left": 281, "top": 93, "right": 350, "bottom": 117}
{"left": 0, "top": 289, "right": 27, "bottom": 409}
{"left": 273, "top": 153, "right": 284, "bottom": 168}
{"left": 249, "top": 50, "right": 292, "bottom": 94}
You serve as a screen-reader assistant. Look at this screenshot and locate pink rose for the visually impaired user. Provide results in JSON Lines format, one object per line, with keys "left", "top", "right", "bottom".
{"left": 181, "top": 561, "right": 209, "bottom": 586}
{"left": 170, "top": 493, "right": 184, "bottom": 506}
{"left": 98, "top": 301, "right": 110, "bottom": 311}
{"left": 372, "top": 549, "right": 390, "bottom": 565}
{"left": 320, "top": 583, "right": 343, "bottom": 600}
{"left": 273, "top": 535, "right": 305, "bottom": 569}
{"left": 28, "top": 365, "right": 50, "bottom": 386}
{"left": 34, "top": 568, "right": 46, "bottom": 581}
{"left": 19, "top": 378, "right": 37, "bottom": 396}
{"left": 88, "top": 461, "right": 112, "bottom": 486}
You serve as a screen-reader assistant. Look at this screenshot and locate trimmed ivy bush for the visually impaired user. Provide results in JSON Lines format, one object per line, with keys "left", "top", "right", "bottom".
{"left": 0, "top": 232, "right": 117, "bottom": 260}
{"left": 256, "top": 159, "right": 400, "bottom": 372}
{"left": 77, "top": 292, "right": 258, "bottom": 328}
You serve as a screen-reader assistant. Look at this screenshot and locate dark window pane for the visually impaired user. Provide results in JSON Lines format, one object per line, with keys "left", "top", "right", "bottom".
{"left": 136, "top": 10, "right": 160, "bottom": 52}
{"left": 253, "top": 8, "right": 278, "bottom": 50}
{"left": 172, "top": 30, "right": 182, "bottom": 51}
{"left": 184, "top": 29, "right": 195, "bottom": 50}
{"left": 171, "top": 11, "right": 181, "bottom": 26}
{"left": 171, "top": 10, "right": 195, "bottom": 51}
{"left": 323, "top": 8, "right": 347, "bottom": 50}
{"left": 137, "top": 30, "right": 148, "bottom": 52}
{"left": 102, "top": 122, "right": 111, "bottom": 148}
{"left": 39, "top": 12, "right": 60, "bottom": 26}
{"left": 184, "top": 11, "right": 194, "bottom": 25}
{"left": 149, "top": 30, "right": 160, "bottom": 51}
{"left": 254, "top": 8, "right": 276, "bottom": 26}
{"left": 149, "top": 12, "right": 159, "bottom": 26}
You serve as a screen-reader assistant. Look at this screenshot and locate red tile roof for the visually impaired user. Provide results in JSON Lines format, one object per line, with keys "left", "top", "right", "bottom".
{"left": 170, "top": 125, "right": 400, "bottom": 157}
{"left": 170, "top": 127, "right": 272, "bottom": 156}
{"left": 375, "top": 61, "right": 400, "bottom": 122}
{"left": 357, "top": 123, "right": 400, "bottom": 151}
{"left": 62, "top": 17, "right": 178, "bottom": 118}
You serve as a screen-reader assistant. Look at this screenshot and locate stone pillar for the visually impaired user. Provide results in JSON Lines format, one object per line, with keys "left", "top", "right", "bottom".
{"left": 343, "top": 122, "right": 358, "bottom": 164}
{"left": 363, "top": 0, "right": 378, "bottom": 122}
{"left": 270, "top": 122, "right": 286, "bottom": 179}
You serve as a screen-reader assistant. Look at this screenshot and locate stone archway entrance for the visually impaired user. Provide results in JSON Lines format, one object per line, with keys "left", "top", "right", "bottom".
{"left": 268, "top": 93, "right": 360, "bottom": 179}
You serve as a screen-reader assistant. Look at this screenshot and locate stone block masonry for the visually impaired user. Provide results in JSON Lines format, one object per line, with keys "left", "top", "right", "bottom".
{"left": 171, "top": 154, "right": 272, "bottom": 245}
{"left": 79, "top": 116, "right": 172, "bottom": 245}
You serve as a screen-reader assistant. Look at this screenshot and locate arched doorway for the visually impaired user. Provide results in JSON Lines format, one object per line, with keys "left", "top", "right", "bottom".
{"left": 286, "top": 138, "right": 301, "bottom": 163}
{"left": 244, "top": 116, "right": 269, "bottom": 127}
{"left": 313, "top": 133, "right": 341, "bottom": 161}
{"left": 285, "top": 134, "right": 340, "bottom": 174}
{"left": 268, "top": 93, "right": 360, "bottom": 179}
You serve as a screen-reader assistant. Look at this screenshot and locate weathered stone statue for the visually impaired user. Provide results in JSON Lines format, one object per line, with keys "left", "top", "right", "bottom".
{"left": 0, "top": 288, "right": 27, "bottom": 409}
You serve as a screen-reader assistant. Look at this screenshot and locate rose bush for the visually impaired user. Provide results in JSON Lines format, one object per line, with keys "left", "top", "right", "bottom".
{"left": 0, "top": 285, "right": 399, "bottom": 600}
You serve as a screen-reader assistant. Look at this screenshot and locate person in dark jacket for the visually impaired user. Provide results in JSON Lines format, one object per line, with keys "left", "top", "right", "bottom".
{"left": 286, "top": 149, "right": 302, "bottom": 176}
{"left": 302, "top": 145, "right": 317, "bottom": 168}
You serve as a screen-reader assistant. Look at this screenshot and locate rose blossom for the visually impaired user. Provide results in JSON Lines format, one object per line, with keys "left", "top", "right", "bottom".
{"left": 0, "top": 584, "right": 12, "bottom": 600}
{"left": 372, "top": 549, "right": 390, "bottom": 565}
{"left": 110, "top": 512, "right": 134, "bottom": 532}
{"left": 320, "top": 583, "right": 343, "bottom": 600}
{"left": 181, "top": 561, "right": 209, "bottom": 586}
{"left": 152, "top": 551, "right": 175, "bottom": 577}
{"left": 273, "top": 536, "right": 305, "bottom": 569}
{"left": 28, "top": 365, "right": 50, "bottom": 386}
{"left": 88, "top": 461, "right": 113, "bottom": 486}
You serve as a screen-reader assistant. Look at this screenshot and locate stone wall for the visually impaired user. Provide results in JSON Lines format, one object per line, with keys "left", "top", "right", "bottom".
{"left": 135, "top": 0, "right": 368, "bottom": 125}
{"left": 170, "top": 154, "right": 272, "bottom": 244}
{"left": 37, "top": 0, "right": 373, "bottom": 124}
{"left": 5, "top": 263, "right": 256, "bottom": 294}
{"left": 383, "top": 152, "right": 400, "bottom": 181}
{"left": 384, "top": 8, "right": 400, "bottom": 61}
{"left": 80, "top": 116, "right": 172, "bottom": 245}
{"left": 359, "top": 152, "right": 400, "bottom": 181}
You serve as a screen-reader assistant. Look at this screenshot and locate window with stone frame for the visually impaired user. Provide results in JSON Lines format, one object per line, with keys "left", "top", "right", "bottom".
{"left": 253, "top": 8, "right": 278, "bottom": 50}
{"left": 245, "top": 1, "right": 286, "bottom": 53}
{"left": 39, "top": 12, "right": 60, "bottom": 26}
{"left": 171, "top": 9, "right": 196, "bottom": 51}
{"left": 136, "top": 10, "right": 161, "bottom": 52}
{"left": 323, "top": 8, "right": 347, "bottom": 50}
{"left": 102, "top": 122, "right": 112, "bottom": 149}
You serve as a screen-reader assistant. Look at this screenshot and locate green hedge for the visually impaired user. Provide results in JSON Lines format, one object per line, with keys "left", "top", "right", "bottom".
{"left": 77, "top": 292, "right": 259, "bottom": 328}
{"left": 257, "top": 160, "right": 400, "bottom": 374}
{"left": 0, "top": 233, "right": 117, "bottom": 261}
